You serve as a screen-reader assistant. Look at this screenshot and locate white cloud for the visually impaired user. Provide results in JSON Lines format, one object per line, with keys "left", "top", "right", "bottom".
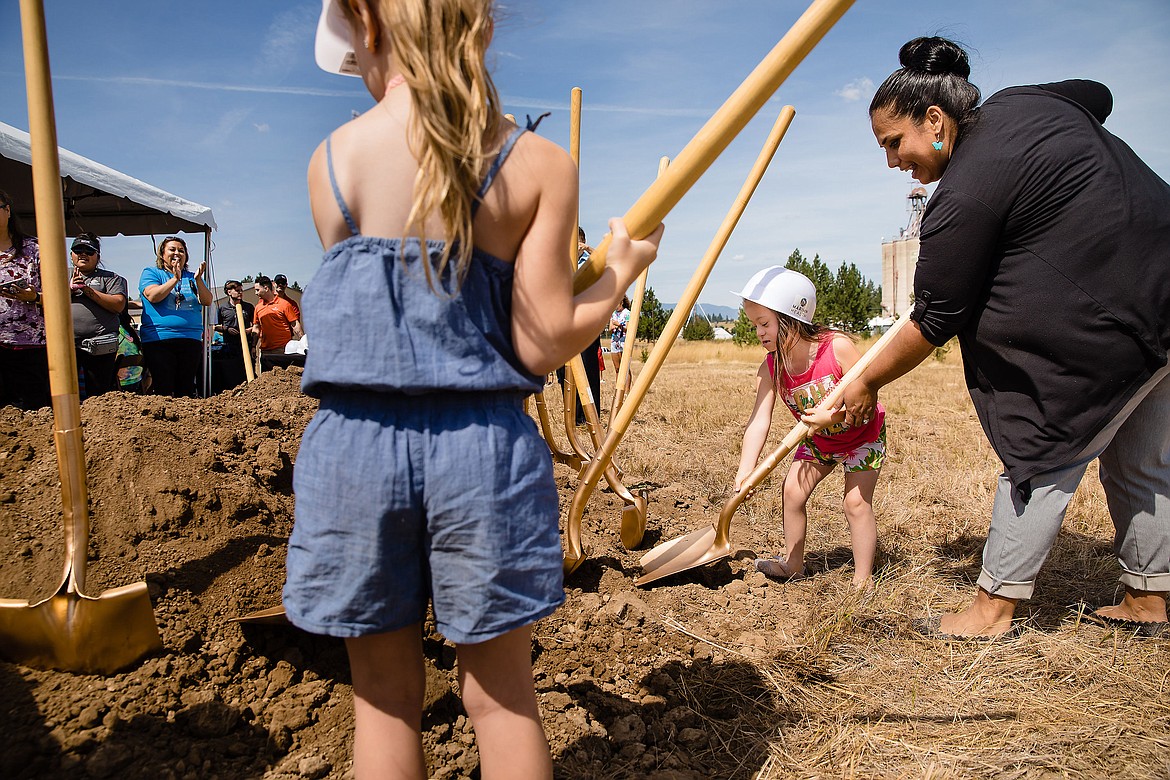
{"left": 254, "top": 123, "right": 270, "bottom": 133}
{"left": 835, "top": 77, "right": 874, "bottom": 103}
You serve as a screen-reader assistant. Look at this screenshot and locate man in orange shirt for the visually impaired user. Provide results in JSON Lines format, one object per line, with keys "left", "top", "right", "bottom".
{"left": 273, "top": 273, "right": 301, "bottom": 321}
{"left": 251, "top": 275, "right": 304, "bottom": 371}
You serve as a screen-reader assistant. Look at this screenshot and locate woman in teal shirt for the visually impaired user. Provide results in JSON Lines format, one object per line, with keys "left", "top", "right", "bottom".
{"left": 138, "top": 236, "right": 211, "bottom": 397}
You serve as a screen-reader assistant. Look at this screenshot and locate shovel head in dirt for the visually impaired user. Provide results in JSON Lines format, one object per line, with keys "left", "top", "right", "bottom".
{"left": 636, "top": 312, "right": 913, "bottom": 586}
{"left": 0, "top": 581, "right": 161, "bottom": 675}
{"left": 231, "top": 605, "right": 290, "bottom": 625}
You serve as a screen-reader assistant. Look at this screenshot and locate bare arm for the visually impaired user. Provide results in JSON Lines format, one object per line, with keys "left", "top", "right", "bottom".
{"left": 79, "top": 286, "right": 126, "bottom": 315}
{"left": 510, "top": 144, "right": 661, "bottom": 375}
{"left": 142, "top": 273, "right": 180, "bottom": 303}
{"left": 734, "top": 361, "right": 778, "bottom": 491}
{"left": 291, "top": 319, "right": 305, "bottom": 340}
{"left": 841, "top": 320, "right": 936, "bottom": 426}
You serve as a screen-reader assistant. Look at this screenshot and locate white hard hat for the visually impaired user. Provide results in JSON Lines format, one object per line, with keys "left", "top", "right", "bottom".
{"left": 733, "top": 266, "right": 816, "bottom": 325}
{"left": 315, "top": 0, "right": 362, "bottom": 77}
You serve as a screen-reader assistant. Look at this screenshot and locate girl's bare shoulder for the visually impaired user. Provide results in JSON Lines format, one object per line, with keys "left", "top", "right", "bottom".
{"left": 505, "top": 130, "right": 576, "bottom": 180}
{"left": 829, "top": 331, "right": 863, "bottom": 366}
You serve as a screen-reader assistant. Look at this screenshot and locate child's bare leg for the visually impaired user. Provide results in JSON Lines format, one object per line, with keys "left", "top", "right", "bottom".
{"left": 345, "top": 625, "right": 427, "bottom": 780}
{"left": 457, "top": 625, "right": 552, "bottom": 780}
{"left": 843, "top": 469, "right": 881, "bottom": 587}
{"left": 777, "top": 460, "right": 833, "bottom": 576}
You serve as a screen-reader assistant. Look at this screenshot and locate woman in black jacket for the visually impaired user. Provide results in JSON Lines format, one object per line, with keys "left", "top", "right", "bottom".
{"left": 845, "top": 37, "right": 1170, "bottom": 639}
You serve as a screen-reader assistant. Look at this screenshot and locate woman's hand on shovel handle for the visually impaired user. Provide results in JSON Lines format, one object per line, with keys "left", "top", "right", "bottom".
{"left": 607, "top": 217, "right": 663, "bottom": 292}
{"left": 842, "top": 379, "right": 877, "bottom": 429}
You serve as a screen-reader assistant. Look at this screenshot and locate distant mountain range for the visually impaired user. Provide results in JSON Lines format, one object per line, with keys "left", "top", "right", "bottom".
{"left": 664, "top": 302, "right": 740, "bottom": 321}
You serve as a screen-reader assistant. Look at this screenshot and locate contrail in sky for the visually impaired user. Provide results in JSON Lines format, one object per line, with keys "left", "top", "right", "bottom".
{"left": 51, "top": 73, "right": 710, "bottom": 117}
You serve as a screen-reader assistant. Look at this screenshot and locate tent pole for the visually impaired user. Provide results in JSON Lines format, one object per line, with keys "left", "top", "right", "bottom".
{"left": 201, "top": 230, "right": 212, "bottom": 396}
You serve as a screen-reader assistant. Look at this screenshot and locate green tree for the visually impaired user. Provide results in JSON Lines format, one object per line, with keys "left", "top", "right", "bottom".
{"left": 732, "top": 306, "right": 759, "bottom": 346}
{"left": 783, "top": 248, "right": 881, "bottom": 332}
{"left": 636, "top": 286, "right": 669, "bottom": 341}
{"left": 832, "top": 261, "right": 878, "bottom": 332}
{"left": 682, "top": 313, "right": 715, "bottom": 341}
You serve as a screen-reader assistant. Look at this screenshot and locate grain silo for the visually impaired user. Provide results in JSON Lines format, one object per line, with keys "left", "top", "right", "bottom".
{"left": 881, "top": 186, "right": 928, "bottom": 317}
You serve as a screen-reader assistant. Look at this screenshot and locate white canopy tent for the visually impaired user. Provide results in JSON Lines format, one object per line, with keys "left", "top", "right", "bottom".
{"left": 1, "top": 120, "right": 220, "bottom": 393}
{"left": 0, "top": 120, "right": 216, "bottom": 237}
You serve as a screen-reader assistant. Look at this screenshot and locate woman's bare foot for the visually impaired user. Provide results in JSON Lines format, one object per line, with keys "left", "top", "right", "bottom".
{"left": 755, "top": 556, "right": 804, "bottom": 581}
{"left": 936, "top": 588, "right": 1018, "bottom": 638}
{"left": 1094, "top": 588, "right": 1168, "bottom": 624}
{"left": 852, "top": 575, "right": 874, "bottom": 591}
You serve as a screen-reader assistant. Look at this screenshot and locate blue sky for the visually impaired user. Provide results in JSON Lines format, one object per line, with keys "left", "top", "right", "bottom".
{"left": 2, "top": 1, "right": 1167, "bottom": 308}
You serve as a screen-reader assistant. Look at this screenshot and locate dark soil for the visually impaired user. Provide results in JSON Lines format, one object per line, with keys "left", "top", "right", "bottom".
{"left": 0, "top": 369, "right": 803, "bottom": 779}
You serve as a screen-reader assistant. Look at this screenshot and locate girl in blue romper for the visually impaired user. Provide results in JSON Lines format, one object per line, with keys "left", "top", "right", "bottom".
{"left": 290, "top": 2, "right": 662, "bottom": 777}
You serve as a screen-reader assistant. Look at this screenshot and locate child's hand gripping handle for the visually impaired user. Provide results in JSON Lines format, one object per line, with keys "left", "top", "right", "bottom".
{"left": 572, "top": 0, "right": 856, "bottom": 295}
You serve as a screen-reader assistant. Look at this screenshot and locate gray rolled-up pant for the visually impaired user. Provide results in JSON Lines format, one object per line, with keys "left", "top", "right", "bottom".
{"left": 979, "top": 363, "right": 1170, "bottom": 600}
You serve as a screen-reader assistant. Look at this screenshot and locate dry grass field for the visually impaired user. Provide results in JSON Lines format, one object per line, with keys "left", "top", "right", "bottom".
{"left": 545, "top": 336, "right": 1170, "bottom": 779}
{"left": 1, "top": 337, "right": 1166, "bottom": 778}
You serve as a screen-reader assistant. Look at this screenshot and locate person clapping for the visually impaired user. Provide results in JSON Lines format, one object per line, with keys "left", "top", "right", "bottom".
{"left": 138, "top": 236, "right": 211, "bottom": 397}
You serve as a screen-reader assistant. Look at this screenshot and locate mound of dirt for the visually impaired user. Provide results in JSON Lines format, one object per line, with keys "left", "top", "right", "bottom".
{"left": 0, "top": 369, "right": 789, "bottom": 779}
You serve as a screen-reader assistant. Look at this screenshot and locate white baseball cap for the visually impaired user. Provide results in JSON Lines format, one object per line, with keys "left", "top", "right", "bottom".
{"left": 733, "top": 266, "right": 816, "bottom": 325}
{"left": 315, "top": 0, "right": 362, "bottom": 77}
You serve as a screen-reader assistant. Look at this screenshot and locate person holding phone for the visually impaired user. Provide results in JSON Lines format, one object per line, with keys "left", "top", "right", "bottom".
{"left": 69, "top": 232, "right": 127, "bottom": 398}
{"left": 0, "top": 189, "right": 49, "bottom": 410}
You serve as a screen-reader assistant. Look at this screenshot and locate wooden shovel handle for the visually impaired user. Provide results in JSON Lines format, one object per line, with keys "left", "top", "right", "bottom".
{"left": 610, "top": 156, "right": 670, "bottom": 423}
{"left": 563, "top": 105, "right": 795, "bottom": 571}
{"left": 235, "top": 303, "right": 256, "bottom": 382}
{"left": 21, "top": 0, "right": 92, "bottom": 590}
{"left": 572, "top": 0, "right": 855, "bottom": 294}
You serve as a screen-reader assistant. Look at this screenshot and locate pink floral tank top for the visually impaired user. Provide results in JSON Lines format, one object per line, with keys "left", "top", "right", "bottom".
{"left": 766, "top": 335, "right": 884, "bottom": 455}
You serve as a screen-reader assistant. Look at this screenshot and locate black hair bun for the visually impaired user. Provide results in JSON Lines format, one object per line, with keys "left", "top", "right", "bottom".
{"left": 899, "top": 36, "right": 970, "bottom": 79}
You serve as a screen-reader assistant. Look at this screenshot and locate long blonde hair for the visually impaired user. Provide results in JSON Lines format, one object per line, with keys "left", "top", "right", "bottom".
{"left": 363, "top": 0, "right": 504, "bottom": 290}
{"left": 770, "top": 312, "right": 837, "bottom": 390}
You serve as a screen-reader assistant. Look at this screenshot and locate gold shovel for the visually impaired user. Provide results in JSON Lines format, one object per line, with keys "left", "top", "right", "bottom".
{"left": 563, "top": 104, "right": 796, "bottom": 575}
{"left": 236, "top": 302, "right": 256, "bottom": 383}
{"left": 570, "top": 0, "right": 855, "bottom": 295}
{"left": 635, "top": 312, "right": 912, "bottom": 586}
{"left": 608, "top": 156, "right": 667, "bottom": 428}
{"left": 0, "top": 0, "right": 162, "bottom": 673}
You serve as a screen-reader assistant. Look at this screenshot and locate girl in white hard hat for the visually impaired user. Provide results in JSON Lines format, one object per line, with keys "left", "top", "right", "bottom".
{"left": 733, "top": 267, "right": 887, "bottom": 589}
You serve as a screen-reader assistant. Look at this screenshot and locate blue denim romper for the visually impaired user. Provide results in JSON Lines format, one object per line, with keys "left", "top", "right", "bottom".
{"left": 284, "top": 126, "right": 564, "bottom": 644}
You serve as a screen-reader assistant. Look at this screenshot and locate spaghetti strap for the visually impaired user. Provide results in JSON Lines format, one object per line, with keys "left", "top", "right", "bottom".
{"left": 326, "top": 135, "right": 361, "bottom": 237}
{"left": 473, "top": 125, "right": 527, "bottom": 216}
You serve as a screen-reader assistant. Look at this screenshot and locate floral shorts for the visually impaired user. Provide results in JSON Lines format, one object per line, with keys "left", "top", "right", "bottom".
{"left": 794, "top": 423, "right": 887, "bottom": 472}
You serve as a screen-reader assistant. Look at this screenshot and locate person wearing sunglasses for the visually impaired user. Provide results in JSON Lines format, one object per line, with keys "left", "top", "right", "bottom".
{"left": 0, "top": 189, "right": 49, "bottom": 410}
{"left": 69, "top": 232, "right": 127, "bottom": 398}
{"left": 139, "top": 235, "right": 211, "bottom": 397}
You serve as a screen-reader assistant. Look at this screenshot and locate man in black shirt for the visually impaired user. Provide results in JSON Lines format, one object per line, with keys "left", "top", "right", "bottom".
{"left": 212, "top": 279, "right": 255, "bottom": 393}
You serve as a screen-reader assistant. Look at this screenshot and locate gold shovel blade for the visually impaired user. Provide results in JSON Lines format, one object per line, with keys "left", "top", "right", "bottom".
{"left": 634, "top": 525, "right": 732, "bottom": 587}
{"left": 619, "top": 490, "right": 649, "bottom": 550}
{"left": 231, "top": 604, "right": 290, "bottom": 625}
{"left": 0, "top": 582, "right": 161, "bottom": 675}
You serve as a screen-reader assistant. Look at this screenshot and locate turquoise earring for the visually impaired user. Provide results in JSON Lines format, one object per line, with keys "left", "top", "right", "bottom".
{"left": 932, "top": 139, "right": 943, "bottom": 151}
